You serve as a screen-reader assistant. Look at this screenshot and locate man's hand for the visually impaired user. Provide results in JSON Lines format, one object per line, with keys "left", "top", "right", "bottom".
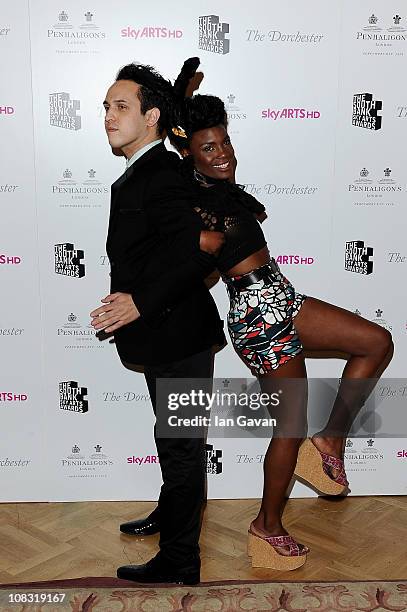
{"left": 90, "top": 292, "right": 140, "bottom": 333}
{"left": 199, "top": 230, "right": 225, "bottom": 256}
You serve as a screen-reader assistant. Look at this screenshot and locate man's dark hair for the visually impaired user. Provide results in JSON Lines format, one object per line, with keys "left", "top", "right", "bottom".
{"left": 116, "top": 63, "right": 173, "bottom": 135}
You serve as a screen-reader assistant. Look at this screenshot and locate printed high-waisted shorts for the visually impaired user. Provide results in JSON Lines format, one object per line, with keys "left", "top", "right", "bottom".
{"left": 225, "top": 260, "right": 306, "bottom": 375}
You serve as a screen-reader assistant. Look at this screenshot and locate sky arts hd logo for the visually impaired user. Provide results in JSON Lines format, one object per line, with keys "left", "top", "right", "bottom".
{"left": 199, "top": 15, "right": 230, "bottom": 54}
{"left": 345, "top": 240, "right": 374, "bottom": 275}
{"left": 121, "top": 25, "right": 183, "bottom": 39}
{"left": 59, "top": 381, "right": 88, "bottom": 413}
{"left": 54, "top": 243, "right": 85, "bottom": 278}
{"left": 352, "top": 93, "right": 382, "bottom": 130}
{"left": 261, "top": 107, "right": 320, "bottom": 120}
{"left": 0, "top": 253, "right": 21, "bottom": 265}
{"left": 0, "top": 105, "right": 14, "bottom": 116}
{"left": 49, "top": 93, "right": 81, "bottom": 130}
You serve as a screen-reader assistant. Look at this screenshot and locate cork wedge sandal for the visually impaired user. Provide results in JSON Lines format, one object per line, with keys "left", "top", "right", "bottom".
{"left": 247, "top": 529, "right": 309, "bottom": 571}
{"left": 294, "top": 438, "right": 348, "bottom": 496}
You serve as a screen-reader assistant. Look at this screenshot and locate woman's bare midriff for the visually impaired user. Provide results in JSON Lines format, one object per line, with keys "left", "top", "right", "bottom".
{"left": 224, "top": 246, "right": 271, "bottom": 277}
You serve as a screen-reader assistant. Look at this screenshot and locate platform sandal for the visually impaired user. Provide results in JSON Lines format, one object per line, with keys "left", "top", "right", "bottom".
{"left": 247, "top": 528, "right": 309, "bottom": 570}
{"left": 294, "top": 438, "right": 348, "bottom": 495}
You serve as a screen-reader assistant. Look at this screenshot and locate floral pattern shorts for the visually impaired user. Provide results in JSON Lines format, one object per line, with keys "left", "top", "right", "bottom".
{"left": 226, "top": 262, "right": 306, "bottom": 375}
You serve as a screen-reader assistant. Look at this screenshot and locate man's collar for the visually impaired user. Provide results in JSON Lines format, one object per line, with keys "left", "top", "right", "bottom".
{"left": 126, "top": 139, "right": 162, "bottom": 169}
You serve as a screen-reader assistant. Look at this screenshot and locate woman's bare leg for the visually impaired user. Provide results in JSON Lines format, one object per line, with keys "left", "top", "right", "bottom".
{"left": 294, "top": 297, "right": 393, "bottom": 463}
{"left": 251, "top": 354, "right": 308, "bottom": 552}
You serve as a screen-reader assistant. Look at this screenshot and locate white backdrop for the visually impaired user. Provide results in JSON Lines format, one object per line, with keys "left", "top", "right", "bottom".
{"left": 0, "top": 0, "right": 406, "bottom": 502}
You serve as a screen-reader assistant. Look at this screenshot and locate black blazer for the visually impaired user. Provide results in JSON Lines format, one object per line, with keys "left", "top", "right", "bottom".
{"left": 106, "top": 142, "right": 225, "bottom": 365}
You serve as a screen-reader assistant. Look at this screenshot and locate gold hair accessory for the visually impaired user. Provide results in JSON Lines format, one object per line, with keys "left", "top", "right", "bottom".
{"left": 171, "top": 126, "right": 187, "bottom": 138}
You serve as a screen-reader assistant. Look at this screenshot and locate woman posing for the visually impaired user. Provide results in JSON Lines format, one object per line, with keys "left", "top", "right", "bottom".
{"left": 169, "top": 64, "right": 393, "bottom": 571}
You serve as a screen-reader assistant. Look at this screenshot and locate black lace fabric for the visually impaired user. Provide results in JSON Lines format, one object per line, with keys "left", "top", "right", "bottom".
{"left": 179, "top": 157, "right": 267, "bottom": 272}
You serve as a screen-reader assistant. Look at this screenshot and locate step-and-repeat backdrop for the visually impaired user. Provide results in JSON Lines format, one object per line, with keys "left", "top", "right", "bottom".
{"left": 1, "top": 1, "right": 406, "bottom": 501}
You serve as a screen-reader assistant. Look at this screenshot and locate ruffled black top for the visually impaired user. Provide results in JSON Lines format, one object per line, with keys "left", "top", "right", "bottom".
{"left": 181, "top": 158, "right": 267, "bottom": 273}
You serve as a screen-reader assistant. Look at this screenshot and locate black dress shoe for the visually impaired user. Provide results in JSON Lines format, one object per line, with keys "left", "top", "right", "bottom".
{"left": 120, "top": 512, "right": 160, "bottom": 536}
{"left": 117, "top": 556, "right": 200, "bottom": 585}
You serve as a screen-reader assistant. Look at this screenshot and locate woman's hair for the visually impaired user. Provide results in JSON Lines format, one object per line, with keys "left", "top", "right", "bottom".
{"left": 170, "top": 94, "right": 228, "bottom": 152}
{"left": 169, "top": 58, "right": 228, "bottom": 152}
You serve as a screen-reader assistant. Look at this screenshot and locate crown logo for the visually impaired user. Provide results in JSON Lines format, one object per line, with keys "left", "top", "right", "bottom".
{"left": 346, "top": 439, "right": 353, "bottom": 448}
{"left": 88, "top": 169, "right": 96, "bottom": 178}
{"left": 72, "top": 444, "right": 80, "bottom": 453}
{"left": 367, "top": 438, "right": 375, "bottom": 447}
{"left": 227, "top": 94, "right": 236, "bottom": 104}
{"left": 368, "top": 14, "right": 378, "bottom": 25}
{"left": 94, "top": 444, "right": 102, "bottom": 453}
{"left": 68, "top": 313, "right": 77, "bottom": 323}
{"left": 360, "top": 167, "right": 369, "bottom": 178}
{"left": 59, "top": 11, "right": 69, "bottom": 22}
{"left": 222, "top": 379, "right": 230, "bottom": 387}
{"left": 63, "top": 169, "right": 72, "bottom": 179}
{"left": 354, "top": 308, "right": 361, "bottom": 316}
{"left": 84, "top": 11, "right": 93, "bottom": 22}
{"left": 393, "top": 14, "right": 402, "bottom": 25}
{"left": 384, "top": 167, "right": 391, "bottom": 177}
{"left": 376, "top": 308, "right": 383, "bottom": 318}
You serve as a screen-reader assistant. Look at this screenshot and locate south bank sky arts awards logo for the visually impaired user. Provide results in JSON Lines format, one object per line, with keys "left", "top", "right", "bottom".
{"left": 54, "top": 243, "right": 85, "bottom": 278}
{"left": 49, "top": 93, "right": 81, "bottom": 130}
{"left": 352, "top": 93, "right": 382, "bottom": 130}
{"left": 59, "top": 381, "right": 88, "bottom": 413}
{"left": 199, "top": 15, "right": 230, "bottom": 54}
{"left": 345, "top": 240, "right": 374, "bottom": 275}
{"left": 206, "top": 444, "right": 223, "bottom": 474}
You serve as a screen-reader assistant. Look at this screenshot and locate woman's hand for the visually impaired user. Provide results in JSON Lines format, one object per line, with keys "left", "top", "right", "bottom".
{"left": 200, "top": 230, "right": 225, "bottom": 255}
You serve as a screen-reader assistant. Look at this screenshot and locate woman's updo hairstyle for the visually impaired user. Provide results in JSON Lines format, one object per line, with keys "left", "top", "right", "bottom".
{"left": 169, "top": 58, "right": 228, "bottom": 153}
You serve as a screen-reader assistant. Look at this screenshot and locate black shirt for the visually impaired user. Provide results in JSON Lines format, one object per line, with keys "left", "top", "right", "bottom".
{"left": 191, "top": 176, "right": 267, "bottom": 273}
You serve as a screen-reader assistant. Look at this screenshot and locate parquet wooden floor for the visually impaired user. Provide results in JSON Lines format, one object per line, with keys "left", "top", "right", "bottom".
{"left": 0, "top": 497, "right": 406, "bottom": 583}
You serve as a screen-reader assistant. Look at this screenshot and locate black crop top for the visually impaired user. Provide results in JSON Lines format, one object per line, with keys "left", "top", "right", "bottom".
{"left": 191, "top": 174, "right": 267, "bottom": 273}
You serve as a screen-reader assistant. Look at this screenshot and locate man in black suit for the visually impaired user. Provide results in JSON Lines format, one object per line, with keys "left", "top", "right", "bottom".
{"left": 90, "top": 64, "right": 224, "bottom": 585}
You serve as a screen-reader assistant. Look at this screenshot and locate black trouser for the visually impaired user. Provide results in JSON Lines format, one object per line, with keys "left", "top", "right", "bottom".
{"left": 144, "top": 348, "right": 213, "bottom": 568}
